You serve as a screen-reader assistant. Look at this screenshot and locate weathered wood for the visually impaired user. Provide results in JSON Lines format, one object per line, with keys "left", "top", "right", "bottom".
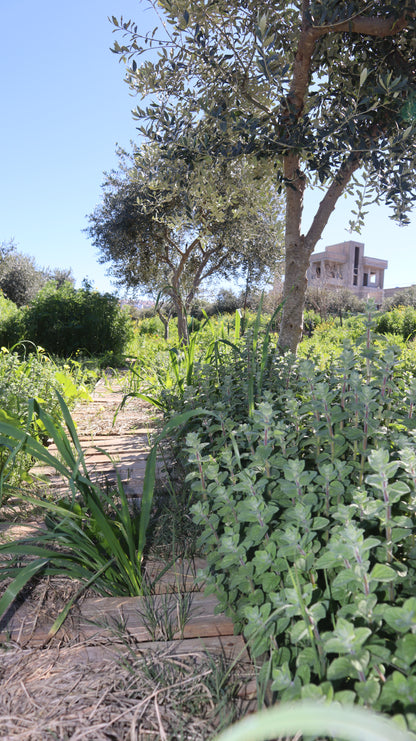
{"left": 30, "top": 426, "right": 154, "bottom": 500}
{"left": 47, "top": 634, "right": 249, "bottom": 664}
{"left": 0, "top": 592, "right": 234, "bottom": 647}
{"left": 145, "top": 557, "right": 207, "bottom": 593}
{"left": 78, "top": 592, "right": 234, "bottom": 641}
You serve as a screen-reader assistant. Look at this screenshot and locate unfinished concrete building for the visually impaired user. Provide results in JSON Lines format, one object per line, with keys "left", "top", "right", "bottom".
{"left": 307, "top": 240, "right": 388, "bottom": 305}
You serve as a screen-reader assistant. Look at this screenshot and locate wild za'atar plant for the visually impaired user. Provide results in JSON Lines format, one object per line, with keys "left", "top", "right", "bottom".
{"left": 180, "top": 307, "right": 416, "bottom": 734}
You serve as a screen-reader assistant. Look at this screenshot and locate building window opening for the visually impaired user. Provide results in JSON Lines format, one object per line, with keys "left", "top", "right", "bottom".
{"left": 363, "top": 273, "right": 368, "bottom": 286}
{"left": 370, "top": 272, "right": 377, "bottom": 285}
{"left": 315, "top": 266, "right": 321, "bottom": 277}
{"left": 353, "top": 245, "right": 359, "bottom": 286}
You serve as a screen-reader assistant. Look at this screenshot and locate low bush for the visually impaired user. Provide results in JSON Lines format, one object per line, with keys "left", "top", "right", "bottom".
{"left": 376, "top": 306, "right": 416, "bottom": 341}
{"left": 22, "top": 282, "right": 133, "bottom": 356}
{"left": 0, "top": 293, "right": 24, "bottom": 347}
{"left": 383, "top": 287, "right": 416, "bottom": 311}
{"left": 305, "top": 286, "right": 367, "bottom": 318}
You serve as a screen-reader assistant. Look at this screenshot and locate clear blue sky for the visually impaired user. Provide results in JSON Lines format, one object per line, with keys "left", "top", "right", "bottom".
{"left": 1, "top": 0, "right": 415, "bottom": 295}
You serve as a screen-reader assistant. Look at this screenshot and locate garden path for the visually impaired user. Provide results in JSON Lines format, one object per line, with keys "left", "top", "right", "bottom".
{"left": 32, "top": 372, "right": 157, "bottom": 507}
{"left": 0, "top": 376, "right": 256, "bottom": 738}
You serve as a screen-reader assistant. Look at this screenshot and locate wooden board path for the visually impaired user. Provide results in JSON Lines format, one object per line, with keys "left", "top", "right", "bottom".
{"left": 0, "top": 375, "right": 257, "bottom": 702}
{"left": 29, "top": 375, "right": 157, "bottom": 502}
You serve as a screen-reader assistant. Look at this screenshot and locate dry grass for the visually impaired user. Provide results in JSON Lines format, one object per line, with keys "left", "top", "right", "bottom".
{"left": 0, "top": 636, "right": 255, "bottom": 740}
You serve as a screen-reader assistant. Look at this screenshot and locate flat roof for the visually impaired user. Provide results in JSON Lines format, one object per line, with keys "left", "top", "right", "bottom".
{"left": 363, "top": 257, "right": 388, "bottom": 269}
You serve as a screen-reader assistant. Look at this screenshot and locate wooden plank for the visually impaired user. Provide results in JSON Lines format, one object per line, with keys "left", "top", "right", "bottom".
{"left": 43, "top": 438, "right": 150, "bottom": 458}
{"left": 46, "top": 635, "right": 249, "bottom": 664}
{"left": 0, "top": 592, "right": 234, "bottom": 647}
{"left": 78, "top": 592, "right": 234, "bottom": 641}
{"left": 145, "top": 557, "right": 207, "bottom": 593}
{"left": 77, "top": 432, "right": 154, "bottom": 443}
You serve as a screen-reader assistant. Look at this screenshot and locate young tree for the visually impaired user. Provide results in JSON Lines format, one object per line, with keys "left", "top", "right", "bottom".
{"left": 112, "top": 1, "right": 416, "bottom": 352}
{"left": 86, "top": 144, "right": 284, "bottom": 342}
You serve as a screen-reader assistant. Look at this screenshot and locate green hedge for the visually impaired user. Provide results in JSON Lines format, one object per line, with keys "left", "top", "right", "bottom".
{"left": 14, "top": 283, "right": 133, "bottom": 356}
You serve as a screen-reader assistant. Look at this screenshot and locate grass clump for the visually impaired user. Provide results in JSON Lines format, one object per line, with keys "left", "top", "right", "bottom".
{"left": 0, "top": 393, "right": 155, "bottom": 631}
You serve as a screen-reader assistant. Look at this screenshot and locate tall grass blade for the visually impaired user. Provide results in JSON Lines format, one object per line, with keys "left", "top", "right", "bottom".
{"left": 214, "top": 701, "right": 413, "bottom": 741}
{"left": 46, "top": 557, "right": 116, "bottom": 641}
{"left": 247, "top": 297, "right": 264, "bottom": 418}
{"left": 234, "top": 309, "right": 241, "bottom": 342}
{"left": 118, "top": 390, "right": 167, "bottom": 412}
{"left": 258, "top": 299, "right": 284, "bottom": 398}
{"left": 139, "top": 444, "right": 158, "bottom": 563}
{"left": 0, "top": 426, "right": 69, "bottom": 478}
{"left": 0, "top": 559, "right": 49, "bottom": 619}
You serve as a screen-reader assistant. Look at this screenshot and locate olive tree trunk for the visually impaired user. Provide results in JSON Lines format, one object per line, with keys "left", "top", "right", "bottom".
{"left": 278, "top": 153, "right": 361, "bottom": 354}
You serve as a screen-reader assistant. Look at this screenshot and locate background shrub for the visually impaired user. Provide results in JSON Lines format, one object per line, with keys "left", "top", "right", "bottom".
{"left": 22, "top": 283, "right": 133, "bottom": 356}
{"left": 376, "top": 306, "right": 416, "bottom": 341}
{"left": 0, "top": 293, "right": 24, "bottom": 347}
{"left": 382, "top": 287, "right": 416, "bottom": 311}
{"left": 305, "top": 286, "right": 367, "bottom": 318}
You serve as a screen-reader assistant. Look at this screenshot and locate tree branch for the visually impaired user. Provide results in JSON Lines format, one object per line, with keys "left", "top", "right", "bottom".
{"left": 287, "top": 9, "right": 413, "bottom": 120}
{"left": 317, "top": 13, "right": 411, "bottom": 38}
{"left": 305, "top": 153, "right": 362, "bottom": 250}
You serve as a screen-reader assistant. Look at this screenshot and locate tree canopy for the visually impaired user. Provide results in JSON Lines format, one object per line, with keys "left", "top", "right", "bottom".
{"left": 86, "top": 144, "right": 284, "bottom": 342}
{"left": 0, "top": 243, "right": 47, "bottom": 306}
{"left": 0, "top": 241, "right": 75, "bottom": 307}
{"left": 112, "top": 0, "right": 416, "bottom": 351}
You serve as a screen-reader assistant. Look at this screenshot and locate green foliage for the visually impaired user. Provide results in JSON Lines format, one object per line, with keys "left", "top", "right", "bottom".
{"left": 86, "top": 145, "right": 284, "bottom": 344}
{"left": 0, "top": 347, "right": 97, "bottom": 494}
{"left": 133, "top": 315, "right": 166, "bottom": 337}
{"left": 215, "top": 701, "right": 413, "bottom": 741}
{"left": 377, "top": 306, "right": 416, "bottom": 341}
{"left": 0, "top": 347, "right": 90, "bottom": 428}
{"left": 383, "top": 288, "right": 416, "bottom": 311}
{"left": 0, "top": 292, "right": 24, "bottom": 347}
{"left": 302, "top": 309, "right": 322, "bottom": 336}
{"left": 305, "top": 287, "right": 367, "bottom": 319}
{"left": 114, "top": 3, "right": 416, "bottom": 224}
{"left": 0, "top": 394, "right": 155, "bottom": 623}
{"left": 22, "top": 282, "right": 133, "bottom": 356}
{"left": 213, "top": 289, "right": 242, "bottom": 315}
{"left": 0, "top": 249, "right": 48, "bottom": 306}
{"left": 141, "top": 303, "right": 416, "bottom": 733}
{"left": 299, "top": 315, "right": 370, "bottom": 366}
{"left": 124, "top": 305, "right": 278, "bottom": 416}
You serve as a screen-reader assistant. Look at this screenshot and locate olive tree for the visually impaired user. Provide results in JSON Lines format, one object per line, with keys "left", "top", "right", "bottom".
{"left": 112, "top": 1, "right": 416, "bottom": 352}
{"left": 86, "top": 144, "right": 284, "bottom": 343}
{"left": 0, "top": 248, "right": 48, "bottom": 306}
